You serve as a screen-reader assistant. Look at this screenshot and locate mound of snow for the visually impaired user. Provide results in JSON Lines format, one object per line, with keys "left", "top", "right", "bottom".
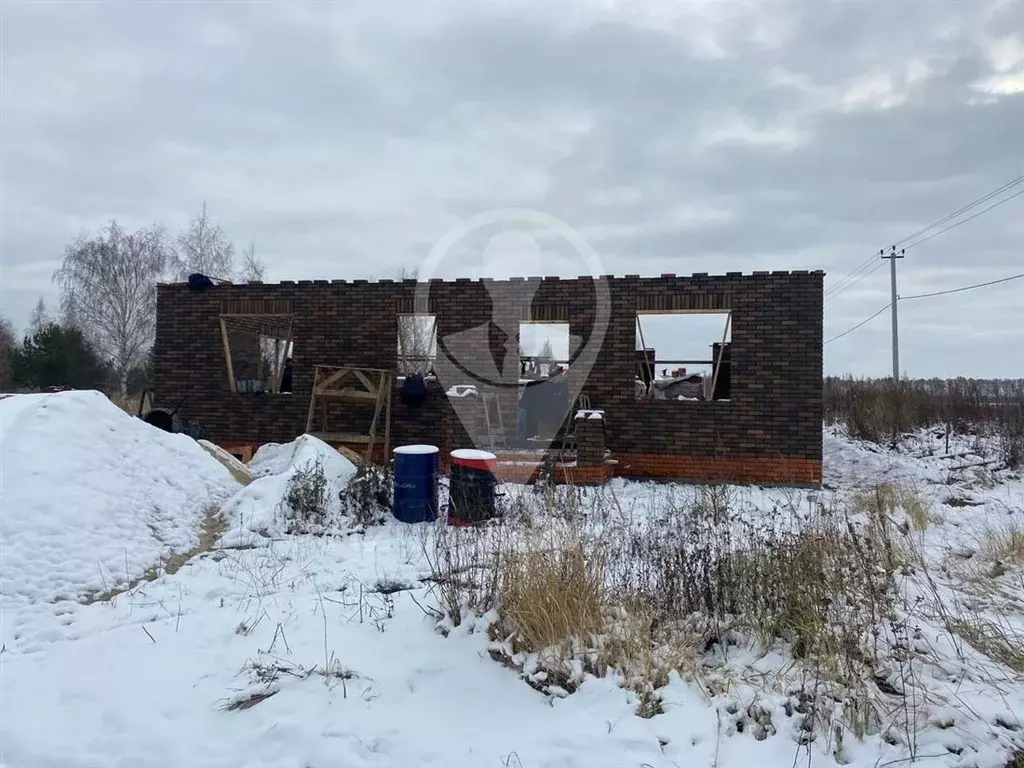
{"left": 0, "top": 391, "right": 238, "bottom": 611}
{"left": 219, "top": 434, "right": 358, "bottom": 547}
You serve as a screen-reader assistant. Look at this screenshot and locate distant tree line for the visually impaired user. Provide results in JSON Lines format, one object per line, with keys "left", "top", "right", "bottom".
{"left": 0, "top": 202, "right": 266, "bottom": 397}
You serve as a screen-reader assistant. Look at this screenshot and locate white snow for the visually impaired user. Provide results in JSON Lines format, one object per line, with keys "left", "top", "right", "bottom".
{"left": 393, "top": 444, "right": 440, "bottom": 455}
{"left": 218, "top": 434, "right": 357, "bottom": 548}
{"left": 0, "top": 390, "right": 238, "bottom": 652}
{"left": 450, "top": 448, "right": 497, "bottom": 461}
{"left": 1, "top": 397, "right": 1022, "bottom": 768}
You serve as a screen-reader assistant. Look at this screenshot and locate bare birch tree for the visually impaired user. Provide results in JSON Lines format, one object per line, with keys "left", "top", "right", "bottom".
{"left": 396, "top": 267, "right": 435, "bottom": 375}
{"left": 172, "top": 202, "right": 235, "bottom": 280}
{"left": 28, "top": 297, "right": 49, "bottom": 335}
{"left": 53, "top": 220, "right": 170, "bottom": 396}
{"left": 238, "top": 242, "right": 266, "bottom": 282}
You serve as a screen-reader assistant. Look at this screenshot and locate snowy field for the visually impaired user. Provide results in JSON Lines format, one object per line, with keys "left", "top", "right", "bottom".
{"left": 1, "top": 391, "right": 1022, "bottom": 768}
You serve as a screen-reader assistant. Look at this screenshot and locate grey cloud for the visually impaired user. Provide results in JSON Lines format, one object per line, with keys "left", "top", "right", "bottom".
{"left": 1, "top": 0, "right": 1021, "bottom": 376}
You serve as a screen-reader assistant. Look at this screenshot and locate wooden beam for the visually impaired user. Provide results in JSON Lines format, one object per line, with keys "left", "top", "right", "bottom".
{"left": 220, "top": 318, "right": 236, "bottom": 394}
{"left": 352, "top": 368, "right": 377, "bottom": 395}
{"left": 365, "top": 376, "right": 386, "bottom": 462}
{"left": 318, "top": 388, "right": 379, "bottom": 401}
{"left": 312, "top": 433, "right": 375, "bottom": 444}
{"left": 274, "top": 322, "right": 293, "bottom": 394}
{"left": 709, "top": 314, "right": 731, "bottom": 400}
{"left": 305, "top": 365, "right": 321, "bottom": 433}
{"left": 315, "top": 366, "right": 351, "bottom": 393}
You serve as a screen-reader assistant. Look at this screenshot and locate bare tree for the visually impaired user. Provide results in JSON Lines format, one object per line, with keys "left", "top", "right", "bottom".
{"left": 0, "top": 314, "right": 16, "bottom": 391}
{"left": 28, "top": 297, "right": 49, "bottom": 335}
{"left": 53, "top": 220, "right": 170, "bottom": 396}
{"left": 238, "top": 242, "right": 266, "bottom": 282}
{"left": 396, "top": 267, "right": 435, "bottom": 375}
{"left": 173, "top": 202, "right": 235, "bottom": 280}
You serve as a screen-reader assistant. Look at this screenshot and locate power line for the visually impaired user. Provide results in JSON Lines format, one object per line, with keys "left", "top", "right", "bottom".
{"left": 824, "top": 257, "right": 877, "bottom": 300}
{"left": 825, "top": 271, "right": 1023, "bottom": 346}
{"left": 901, "top": 271, "right": 1024, "bottom": 300}
{"left": 825, "top": 260, "right": 884, "bottom": 302}
{"left": 825, "top": 254, "right": 878, "bottom": 295}
{"left": 823, "top": 174, "right": 1024, "bottom": 302}
{"left": 893, "top": 174, "right": 1024, "bottom": 248}
{"left": 902, "top": 187, "right": 1024, "bottom": 250}
{"left": 824, "top": 302, "right": 892, "bottom": 345}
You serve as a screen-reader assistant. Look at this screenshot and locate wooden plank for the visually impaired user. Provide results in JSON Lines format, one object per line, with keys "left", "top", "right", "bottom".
{"left": 365, "top": 375, "right": 386, "bottom": 462}
{"left": 272, "top": 337, "right": 282, "bottom": 393}
{"left": 383, "top": 373, "right": 392, "bottom": 460}
{"left": 311, "top": 433, "right": 374, "bottom": 444}
{"left": 305, "top": 366, "right": 321, "bottom": 432}
{"left": 352, "top": 369, "right": 377, "bottom": 395}
{"left": 315, "top": 367, "right": 351, "bottom": 393}
{"left": 318, "top": 388, "right": 379, "bottom": 401}
{"left": 321, "top": 385, "right": 329, "bottom": 433}
{"left": 220, "top": 318, "right": 236, "bottom": 394}
{"left": 709, "top": 314, "right": 731, "bottom": 400}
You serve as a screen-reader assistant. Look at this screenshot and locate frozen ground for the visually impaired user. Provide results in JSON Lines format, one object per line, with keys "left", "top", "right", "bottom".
{"left": 0, "top": 394, "right": 1021, "bottom": 768}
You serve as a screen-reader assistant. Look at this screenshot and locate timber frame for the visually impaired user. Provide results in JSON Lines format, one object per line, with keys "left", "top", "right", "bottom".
{"left": 305, "top": 365, "right": 393, "bottom": 463}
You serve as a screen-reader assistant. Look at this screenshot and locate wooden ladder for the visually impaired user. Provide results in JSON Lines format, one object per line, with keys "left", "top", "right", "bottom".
{"left": 305, "top": 365, "right": 394, "bottom": 464}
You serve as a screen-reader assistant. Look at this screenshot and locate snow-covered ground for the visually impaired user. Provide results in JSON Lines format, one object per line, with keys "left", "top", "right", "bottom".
{"left": 0, "top": 393, "right": 1021, "bottom": 768}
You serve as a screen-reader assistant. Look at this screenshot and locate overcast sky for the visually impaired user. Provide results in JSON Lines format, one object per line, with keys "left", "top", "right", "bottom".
{"left": 2, "top": 0, "right": 1022, "bottom": 377}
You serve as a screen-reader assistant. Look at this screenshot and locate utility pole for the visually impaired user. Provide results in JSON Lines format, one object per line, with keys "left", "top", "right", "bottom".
{"left": 881, "top": 246, "right": 905, "bottom": 381}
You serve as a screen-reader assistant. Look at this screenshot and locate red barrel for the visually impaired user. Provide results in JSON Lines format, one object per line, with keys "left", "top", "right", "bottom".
{"left": 448, "top": 449, "right": 497, "bottom": 526}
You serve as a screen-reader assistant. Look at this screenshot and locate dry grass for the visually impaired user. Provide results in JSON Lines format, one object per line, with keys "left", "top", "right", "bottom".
{"left": 979, "top": 519, "right": 1024, "bottom": 566}
{"left": 423, "top": 478, "right": 1024, "bottom": 762}
{"left": 220, "top": 689, "right": 278, "bottom": 711}
{"left": 108, "top": 392, "right": 144, "bottom": 415}
{"left": 946, "top": 615, "right": 1024, "bottom": 673}
{"left": 498, "top": 537, "right": 606, "bottom": 653}
{"left": 851, "top": 482, "right": 931, "bottom": 532}
{"left": 430, "top": 484, "right": 915, "bottom": 726}
{"left": 824, "top": 376, "right": 1024, "bottom": 468}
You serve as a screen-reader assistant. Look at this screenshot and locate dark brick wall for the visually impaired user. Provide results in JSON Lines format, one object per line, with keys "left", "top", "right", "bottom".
{"left": 576, "top": 414, "right": 606, "bottom": 466}
{"left": 153, "top": 271, "right": 823, "bottom": 482}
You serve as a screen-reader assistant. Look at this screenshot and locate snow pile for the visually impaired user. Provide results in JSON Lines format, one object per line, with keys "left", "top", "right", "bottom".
{"left": 0, "top": 391, "right": 237, "bottom": 612}
{"left": 219, "top": 434, "right": 358, "bottom": 547}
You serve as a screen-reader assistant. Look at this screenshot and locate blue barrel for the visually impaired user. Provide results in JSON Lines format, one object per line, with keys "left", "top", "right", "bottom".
{"left": 392, "top": 445, "right": 440, "bottom": 523}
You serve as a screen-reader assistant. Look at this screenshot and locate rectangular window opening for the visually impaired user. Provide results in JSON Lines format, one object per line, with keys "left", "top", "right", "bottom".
{"left": 635, "top": 311, "right": 732, "bottom": 402}
{"left": 519, "top": 322, "right": 570, "bottom": 381}
{"left": 397, "top": 314, "right": 437, "bottom": 377}
{"left": 220, "top": 316, "right": 294, "bottom": 395}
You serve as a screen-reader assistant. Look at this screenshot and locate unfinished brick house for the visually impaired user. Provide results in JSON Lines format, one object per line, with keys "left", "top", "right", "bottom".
{"left": 153, "top": 270, "right": 823, "bottom": 486}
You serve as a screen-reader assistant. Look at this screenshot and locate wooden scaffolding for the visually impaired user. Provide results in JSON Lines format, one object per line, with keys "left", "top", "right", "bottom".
{"left": 305, "top": 365, "right": 394, "bottom": 463}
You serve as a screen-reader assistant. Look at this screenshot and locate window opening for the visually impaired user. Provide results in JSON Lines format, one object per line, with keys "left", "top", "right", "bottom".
{"left": 397, "top": 314, "right": 437, "bottom": 377}
{"left": 635, "top": 311, "right": 731, "bottom": 402}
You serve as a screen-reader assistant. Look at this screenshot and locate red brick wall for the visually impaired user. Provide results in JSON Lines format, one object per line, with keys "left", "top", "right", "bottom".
{"left": 154, "top": 271, "right": 823, "bottom": 485}
{"left": 614, "top": 453, "right": 822, "bottom": 485}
